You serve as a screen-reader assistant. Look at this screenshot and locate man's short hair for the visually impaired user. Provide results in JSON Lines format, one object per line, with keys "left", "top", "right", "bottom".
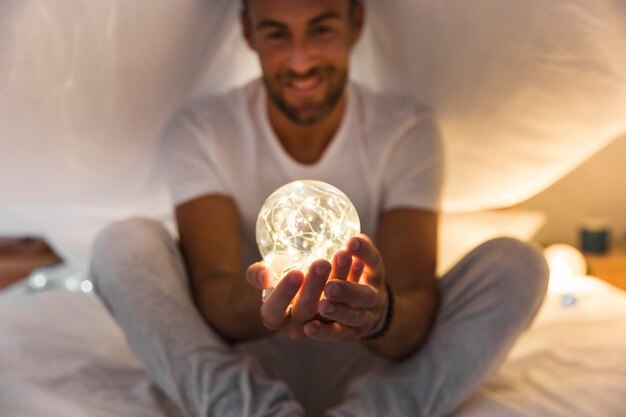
{"left": 241, "top": 0, "right": 359, "bottom": 12}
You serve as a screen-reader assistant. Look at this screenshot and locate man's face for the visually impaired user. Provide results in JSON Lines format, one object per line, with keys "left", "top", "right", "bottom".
{"left": 242, "top": 0, "right": 363, "bottom": 125}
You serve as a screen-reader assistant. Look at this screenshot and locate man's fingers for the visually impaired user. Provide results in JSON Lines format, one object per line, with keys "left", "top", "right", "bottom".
{"left": 261, "top": 271, "right": 303, "bottom": 329}
{"left": 323, "top": 279, "right": 378, "bottom": 309}
{"left": 291, "top": 260, "right": 331, "bottom": 322}
{"left": 347, "top": 259, "right": 364, "bottom": 283}
{"left": 246, "top": 262, "right": 271, "bottom": 289}
{"left": 303, "top": 320, "right": 359, "bottom": 342}
{"left": 347, "top": 236, "right": 380, "bottom": 268}
{"left": 347, "top": 235, "right": 383, "bottom": 286}
{"left": 331, "top": 250, "right": 352, "bottom": 280}
{"left": 318, "top": 299, "right": 370, "bottom": 328}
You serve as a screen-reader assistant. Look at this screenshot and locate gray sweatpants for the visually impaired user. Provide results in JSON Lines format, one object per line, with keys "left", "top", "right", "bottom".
{"left": 89, "top": 218, "right": 548, "bottom": 417}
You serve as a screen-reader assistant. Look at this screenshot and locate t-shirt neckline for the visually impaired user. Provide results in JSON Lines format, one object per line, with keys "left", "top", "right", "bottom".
{"left": 256, "top": 80, "right": 355, "bottom": 171}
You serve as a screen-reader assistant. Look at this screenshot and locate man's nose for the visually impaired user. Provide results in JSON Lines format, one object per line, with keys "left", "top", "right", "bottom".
{"left": 286, "top": 38, "right": 317, "bottom": 75}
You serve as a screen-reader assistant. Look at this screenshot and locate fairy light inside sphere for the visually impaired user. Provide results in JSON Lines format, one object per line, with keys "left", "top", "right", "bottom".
{"left": 256, "top": 180, "right": 360, "bottom": 298}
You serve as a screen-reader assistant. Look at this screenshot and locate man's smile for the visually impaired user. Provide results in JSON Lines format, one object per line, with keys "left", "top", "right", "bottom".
{"left": 287, "top": 76, "right": 325, "bottom": 95}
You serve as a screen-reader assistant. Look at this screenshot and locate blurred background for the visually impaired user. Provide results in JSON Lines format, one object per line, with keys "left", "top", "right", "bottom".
{"left": 1, "top": 0, "right": 625, "bottom": 288}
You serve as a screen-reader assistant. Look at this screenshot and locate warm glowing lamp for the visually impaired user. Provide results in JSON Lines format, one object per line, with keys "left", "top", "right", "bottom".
{"left": 256, "top": 180, "right": 360, "bottom": 299}
{"left": 543, "top": 243, "right": 587, "bottom": 280}
{"left": 543, "top": 243, "right": 587, "bottom": 306}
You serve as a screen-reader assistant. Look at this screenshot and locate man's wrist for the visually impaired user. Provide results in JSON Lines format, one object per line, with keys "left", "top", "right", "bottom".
{"left": 363, "top": 283, "right": 394, "bottom": 340}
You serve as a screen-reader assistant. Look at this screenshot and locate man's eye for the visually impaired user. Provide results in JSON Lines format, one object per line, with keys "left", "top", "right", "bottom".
{"left": 266, "top": 31, "right": 289, "bottom": 41}
{"left": 310, "top": 26, "right": 333, "bottom": 37}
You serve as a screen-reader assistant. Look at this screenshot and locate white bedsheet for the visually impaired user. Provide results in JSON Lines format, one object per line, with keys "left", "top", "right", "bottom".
{"left": 455, "top": 278, "right": 626, "bottom": 417}
{"left": 0, "top": 276, "right": 624, "bottom": 417}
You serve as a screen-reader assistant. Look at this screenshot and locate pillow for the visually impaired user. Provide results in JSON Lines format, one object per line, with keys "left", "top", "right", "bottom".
{"left": 438, "top": 209, "right": 546, "bottom": 276}
{"left": 352, "top": 0, "right": 626, "bottom": 212}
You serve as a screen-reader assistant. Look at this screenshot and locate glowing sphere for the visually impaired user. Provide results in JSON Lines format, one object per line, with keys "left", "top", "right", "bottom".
{"left": 256, "top": 180, "right": 360, "bottom": 295}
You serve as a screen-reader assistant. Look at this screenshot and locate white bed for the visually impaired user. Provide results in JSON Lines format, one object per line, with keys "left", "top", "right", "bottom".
{"left": 1, "top": 270, "right": 624, "bottom": 417}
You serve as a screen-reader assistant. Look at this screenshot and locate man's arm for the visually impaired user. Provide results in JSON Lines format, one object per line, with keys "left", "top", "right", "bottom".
{"left": 176, "top": 195, "right": 272, "bottom": 343}
{"left": 176, "top": 194, "right": 332, "bottom": 343}
{"left": 364, "top": 208, "right": 438, "bottom": 359}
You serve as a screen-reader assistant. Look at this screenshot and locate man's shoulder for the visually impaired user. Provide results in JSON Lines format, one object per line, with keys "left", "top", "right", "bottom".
{"left": 350, "top": 81, "right": 434, "bottom": 138}
{"left": 351, "top": 81, "right": 431, "bottom": 124}
{"left": 176, "top": 79, "right": 260, "bottom": 123}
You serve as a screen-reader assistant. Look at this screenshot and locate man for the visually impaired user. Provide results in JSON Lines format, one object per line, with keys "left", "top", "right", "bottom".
{"left": 90, "top": 1, "right": 548, "bottom": 416}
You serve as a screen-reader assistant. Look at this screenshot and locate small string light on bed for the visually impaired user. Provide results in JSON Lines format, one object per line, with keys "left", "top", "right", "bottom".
{"left": 543, "top": 243, "right": 587, "bottom": 307}
{"left": 27, "top": 264, "right": 94, "bottom": 294}
{"left": 256, "top": 180, "right": 360, "bottom": 300}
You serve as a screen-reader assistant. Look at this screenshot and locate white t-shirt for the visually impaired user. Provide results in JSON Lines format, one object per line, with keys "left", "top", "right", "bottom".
{"left": 161, "top": 79, "right": 444, "bottom": 268}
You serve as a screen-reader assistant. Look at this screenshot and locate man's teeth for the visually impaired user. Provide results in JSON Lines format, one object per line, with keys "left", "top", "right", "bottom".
{"left": 291, "top": 78, "right": 319, "bottom": 90}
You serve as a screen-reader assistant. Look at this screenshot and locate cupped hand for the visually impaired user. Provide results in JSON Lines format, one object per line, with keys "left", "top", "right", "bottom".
{"left": 246, "top": 259, "right": 332, "bottom": 339}
{"left": 303, "top": 235, "right": 389, "bottom": 341}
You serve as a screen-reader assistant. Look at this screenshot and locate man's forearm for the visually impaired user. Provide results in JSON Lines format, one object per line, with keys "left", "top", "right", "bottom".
{"left": 364, "top": 287, "right": 439, "bottom": 360}
{"left": 192, "top": 273, "right": 274, "bottom": 344}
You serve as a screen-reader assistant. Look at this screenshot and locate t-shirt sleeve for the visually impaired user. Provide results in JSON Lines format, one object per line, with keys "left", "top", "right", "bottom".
{"left": 160, "top": 106, "right": 230, "bottom": 206}
{"left": 382, "top": 113, "right": 445, "bottom": 212}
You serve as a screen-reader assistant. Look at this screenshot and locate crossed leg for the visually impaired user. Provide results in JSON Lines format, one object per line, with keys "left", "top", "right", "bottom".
{"left": 89, "top": 218, "right": 304, "bottom": 417}
{"left": 327, "top": 237, "right": 549, "bottom": 417}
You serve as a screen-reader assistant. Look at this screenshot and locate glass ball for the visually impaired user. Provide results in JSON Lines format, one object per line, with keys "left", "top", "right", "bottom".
{"left": 256, "top": 180, "right": 361, "bottom": 295}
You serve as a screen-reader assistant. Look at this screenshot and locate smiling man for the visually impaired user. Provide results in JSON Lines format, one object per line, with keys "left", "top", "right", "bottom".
{"left": 90, "top": 1, "right": 549, "bottom": 416}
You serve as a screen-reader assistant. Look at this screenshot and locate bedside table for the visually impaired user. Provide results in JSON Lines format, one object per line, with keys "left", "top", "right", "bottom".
{"left": 585, "top": 246, "right": 626, "bottom": 291}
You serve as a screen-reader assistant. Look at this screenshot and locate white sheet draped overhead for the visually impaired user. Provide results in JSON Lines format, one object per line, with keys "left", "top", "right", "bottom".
{"left": 1, "top": 0, "right": 625, "bottom": 268}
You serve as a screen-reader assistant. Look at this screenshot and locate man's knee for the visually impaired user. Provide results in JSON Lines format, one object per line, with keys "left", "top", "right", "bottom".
{"left": 92, "top": 217, "right": 171, "bottom": 259}
{"left": 477, "top": 237, "right": 549, "bottom": 321}
{"left": 90, "top": 218, "right": 173, "bottom": 288}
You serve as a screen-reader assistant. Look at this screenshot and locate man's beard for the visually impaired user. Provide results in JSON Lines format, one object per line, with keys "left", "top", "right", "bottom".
{"left": 263, "top": 66, "right": 348, "bottom": 126}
